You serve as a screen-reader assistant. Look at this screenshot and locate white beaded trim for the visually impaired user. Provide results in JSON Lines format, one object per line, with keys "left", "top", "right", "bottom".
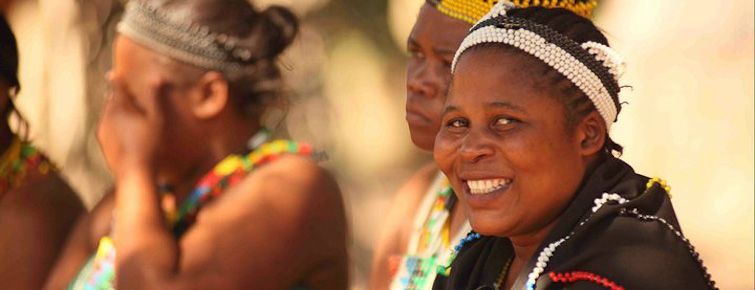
{"left": 582, "top": 41, "right": 625, "bottom": 82}
{"left": 452, "top": 25, "right": 618, "bottom": 129}
{"left": 591, "top": 192, "right": 628, "bottom": 212}
{"left": 524, "top": 193, "right": 626, "bottom": 290}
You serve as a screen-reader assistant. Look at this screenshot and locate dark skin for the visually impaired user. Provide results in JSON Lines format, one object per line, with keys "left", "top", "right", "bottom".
{"left": 0, "top": 80, "right": 85, "bottom": 289}
{"left": 45, "top": 36, "right": 348, "bottom": 290}
{"left": 368, "top": 4, "right": 470, "bottom": 290}
{"left": 434, "top": 47, "right": 607, "bottom": 289}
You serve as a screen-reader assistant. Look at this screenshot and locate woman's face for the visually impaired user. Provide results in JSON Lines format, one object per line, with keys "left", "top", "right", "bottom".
{"left": 434, "top": 47, "right": 591, "bottom": 237}
{"left": 405, "top": 4, "right": 470, "bottom": 151}
{"left": 109, "top": 35, "right": 204, "bottom": 182}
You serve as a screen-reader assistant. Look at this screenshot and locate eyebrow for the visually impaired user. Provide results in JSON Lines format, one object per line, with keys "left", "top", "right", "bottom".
{"left": 441, "top": 101, "right": 527, "bottom": 116}
{"left": 442, "top": 105, "right": 459, "bottom": 115}
{"left": 489, "top": 101, "right": 527, "bottom": 113}
{"left": 407, "top": 37, "right": 457, "bottom": 58}
{"left": 433, "top": 47, "right": 457, "bottom": 57}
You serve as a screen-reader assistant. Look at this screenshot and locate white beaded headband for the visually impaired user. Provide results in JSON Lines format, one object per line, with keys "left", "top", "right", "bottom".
{"left": 451, "top": 2, "right": 625, "bottom": 129}
{"left": 117, "top": 1, "right": 254, "bottom": 72}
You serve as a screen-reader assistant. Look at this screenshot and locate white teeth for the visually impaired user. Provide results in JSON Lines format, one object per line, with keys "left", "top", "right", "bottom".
{"left": 465, "top": 178, "right": 511, "bottom": 194}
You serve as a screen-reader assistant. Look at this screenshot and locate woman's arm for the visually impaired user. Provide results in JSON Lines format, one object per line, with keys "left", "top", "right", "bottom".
{"left": 114, "top": 155, "right": 347, "bottom": 290}
{"left": 44, "top": 191, "right": 115, "bottom": 290}
{"left": 0, "top": 173, "right": 84, "bottom": 290}
{"left": 368, "top": 163, "right": 438, "bottom": 290}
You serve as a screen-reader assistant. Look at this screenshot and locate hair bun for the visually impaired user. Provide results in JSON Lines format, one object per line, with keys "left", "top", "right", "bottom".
{"left": 260, "top": 5, "right": 299, "bottom": 57}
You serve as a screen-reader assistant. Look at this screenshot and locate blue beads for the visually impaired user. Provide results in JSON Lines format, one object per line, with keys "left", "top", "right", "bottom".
{"left": 454, "top": 231, "right": 481, "bottom": 251}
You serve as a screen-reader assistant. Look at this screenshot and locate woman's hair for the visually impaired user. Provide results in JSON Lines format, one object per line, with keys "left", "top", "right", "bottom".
{"left": 0, "top": 14, "right": 19, "bottom": 92}
{"left": 155, "top": 0, "right": 299, "bottom": 117}
{"left": 474, "top": 7, "right": 623, "bottom": 155}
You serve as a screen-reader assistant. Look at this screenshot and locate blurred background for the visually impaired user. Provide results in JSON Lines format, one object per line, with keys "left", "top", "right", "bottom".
{"left": 2, "top": 0, "right": 753, "bottom": 289}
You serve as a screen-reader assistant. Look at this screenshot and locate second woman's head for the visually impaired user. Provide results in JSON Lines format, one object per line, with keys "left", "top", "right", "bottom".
{"left": 108, "top": 0, "right": 298, "bottom": 180}
{"left": 434, "top": 6, "right": 624, "bottom": 237}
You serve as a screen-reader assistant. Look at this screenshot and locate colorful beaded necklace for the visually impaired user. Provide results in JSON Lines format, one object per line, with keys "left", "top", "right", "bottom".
{"left": 0, "top": 137, "right": 53, "bottom": 193}
{"left": 391, "top": 176, "right": 471, "bottom": 290}
{"left": 68, "top": 129, "right": 313, "bottom": 290}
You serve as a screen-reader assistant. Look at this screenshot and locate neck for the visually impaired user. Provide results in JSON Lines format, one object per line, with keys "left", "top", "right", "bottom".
{"left": 509, "top": 218, "right": 559, "bottom": 264}
{"left": 166, "top": 117, "right": 261, "bottom": 203}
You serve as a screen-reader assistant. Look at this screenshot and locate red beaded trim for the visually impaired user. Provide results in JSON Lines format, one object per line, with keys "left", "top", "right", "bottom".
{"left": 549, "top": 271, "right": 625, "bottom": 290}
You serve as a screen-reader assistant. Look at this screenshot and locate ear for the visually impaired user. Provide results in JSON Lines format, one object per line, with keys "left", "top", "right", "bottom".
{"left": 188, "top": 71, "right": 230, "bottom": 120}
{"left": 575, "top": 110, "right": 607, "bottom": 156}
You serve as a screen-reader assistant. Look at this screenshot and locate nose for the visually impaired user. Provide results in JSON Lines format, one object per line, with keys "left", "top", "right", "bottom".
{"left": 459, "top": 128, "right": 495, "bottom": 163}
{"left": 407, "top": 62, "right": 438, "bottom": 99}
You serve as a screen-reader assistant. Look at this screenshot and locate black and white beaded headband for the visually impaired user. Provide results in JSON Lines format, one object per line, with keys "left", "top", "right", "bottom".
{"left": 117, "top": 1, "right": 254, "bottom": 73}
{"left": 451, "top": 2, "right": 625, "bottom": 129}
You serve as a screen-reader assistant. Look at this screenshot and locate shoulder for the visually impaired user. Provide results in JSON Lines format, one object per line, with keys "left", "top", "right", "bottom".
{"left": 392, "top": 162, "right": 440, "bottom": 215}
{"left": 204, "top": 153, "right": 345, "bottom": 236}
{"left": 553, "top": 208, "right": 713, "bottom": 289}
{"left": 0, "top": 171, "right": 84, "bottom": 228}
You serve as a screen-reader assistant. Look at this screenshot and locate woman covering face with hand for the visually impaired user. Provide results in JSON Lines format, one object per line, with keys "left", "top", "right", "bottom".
{"left": 45, "top": 1, "right": 348, "bottom": 289}
{"left": 433, "top": 4, "right": 716, "bottom": 290}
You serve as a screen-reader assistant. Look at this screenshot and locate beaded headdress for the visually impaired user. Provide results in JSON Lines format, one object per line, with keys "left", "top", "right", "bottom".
{"left": 426, "top": 0, "right": 598, "bottom": 24}
{"left": 117, "top": 0, "right": 254, "bottom": 72}
{"left": 451, "top": 2, "right": 624, "bottom": 129}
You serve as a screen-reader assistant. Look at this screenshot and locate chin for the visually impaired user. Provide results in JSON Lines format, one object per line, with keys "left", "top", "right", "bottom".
{"left": 409, "top": 130, "right": 435, "bottom": 152}
{"left": 468, "top": 212, "right": 516, "bottom": 237}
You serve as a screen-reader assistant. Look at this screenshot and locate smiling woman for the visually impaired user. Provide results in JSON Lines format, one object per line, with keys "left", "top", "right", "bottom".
{"left": 433, "top": 3, "right": 717, "bottom": 290}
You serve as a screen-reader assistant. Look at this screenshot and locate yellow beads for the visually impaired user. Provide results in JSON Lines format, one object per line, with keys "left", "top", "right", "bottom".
{"left": 646, "top": 177, "right": 672, "bottom": 197}
{"left": 432, "top": 0, "right": 599, "bottom": 23}
{"left": 435, "top": 0, "right": 498, "bottom": 24}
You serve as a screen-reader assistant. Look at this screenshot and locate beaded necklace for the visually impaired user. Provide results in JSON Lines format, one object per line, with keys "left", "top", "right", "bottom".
{"left": 68, "top": 130, "right": 313, "bottom": 290}
{"left": 390, "top": 175, "right": 471, "bottom": 290}
{"left": 0, "top": 137, "right": 53, "bottom": 193}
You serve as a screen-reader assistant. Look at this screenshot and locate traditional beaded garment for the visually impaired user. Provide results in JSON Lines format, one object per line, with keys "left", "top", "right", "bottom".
{"left": 389, "top": 173, "right": 472, "bottom": 290}
{"left": 426, "top": 0, "right": 598, "bottom": 25}
{"left": 67, "top": 135, "right": 313, "bottom": 290}
{"left": 0, "top": 137, "right": 54, "bottom": 193}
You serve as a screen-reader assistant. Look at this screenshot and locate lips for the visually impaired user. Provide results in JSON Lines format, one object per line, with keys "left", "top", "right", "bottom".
{"left": 405, "top": 106, "right": 433, "bottom": 126}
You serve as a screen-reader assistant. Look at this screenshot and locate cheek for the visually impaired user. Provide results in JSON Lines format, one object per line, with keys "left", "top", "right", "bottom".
{"left": 433, "top": 131, "right": 460, "bottom": 175}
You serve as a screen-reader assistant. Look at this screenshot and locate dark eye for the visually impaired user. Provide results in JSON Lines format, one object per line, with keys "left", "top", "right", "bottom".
{"left": 445, "top": 118, "right": 468, "bottom": 133}
{"left": 408, "top": 48, "right": 424, "bottom": 60}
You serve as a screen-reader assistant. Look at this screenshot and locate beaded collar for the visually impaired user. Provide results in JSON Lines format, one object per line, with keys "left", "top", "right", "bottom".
{"left": 0, "top": 137, "right": 53, "bottom": 193}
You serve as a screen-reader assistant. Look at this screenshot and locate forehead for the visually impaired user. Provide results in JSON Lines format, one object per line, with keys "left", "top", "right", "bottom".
{"left": 409, "top": 4, "right": 470, "bottom": 49}
{"left": 449, "top": 46, "right": 554, "bottom": 109}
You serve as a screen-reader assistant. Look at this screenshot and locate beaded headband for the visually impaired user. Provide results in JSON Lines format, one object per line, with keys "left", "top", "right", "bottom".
{"left": 426, "top": 0, "right": 598, "bottom": 25}
{"left": 117, "top": 1, "right": 254, "bottom": 72}
{"left": 451, "top": 2, "right": 624, "bottom": 128}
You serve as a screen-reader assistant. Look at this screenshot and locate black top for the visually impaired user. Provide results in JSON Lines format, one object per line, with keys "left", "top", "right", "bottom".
{"left": 434, "top": 157, "right": 716, "bottom": 290}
